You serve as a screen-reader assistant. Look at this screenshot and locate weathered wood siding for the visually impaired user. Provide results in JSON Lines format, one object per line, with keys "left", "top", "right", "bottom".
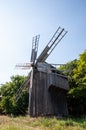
{"left": 48, "top": 73, "right": 69, "bottom": 90}
{"left": 29, "top": 70, "right": 69, "bottom": 117}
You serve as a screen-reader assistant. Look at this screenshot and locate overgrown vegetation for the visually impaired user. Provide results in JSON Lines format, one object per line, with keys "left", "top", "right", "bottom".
{"left": 0, "top": 116, "right": 86, "bottom": 130}
{"left": 0, "top": 50, "right": 86, "bottom": 117}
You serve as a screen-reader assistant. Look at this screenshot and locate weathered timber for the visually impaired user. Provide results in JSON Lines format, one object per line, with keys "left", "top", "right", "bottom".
{"left": 48, "top": 73, "right": 69, "bottom": 90}
{"left": 29, "top": 67, "right": 69, "bottom": 117}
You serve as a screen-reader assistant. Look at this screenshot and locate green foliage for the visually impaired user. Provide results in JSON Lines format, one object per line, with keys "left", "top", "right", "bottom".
{"left": 59, "top": 50, "right": 86, "bottom": 116}
{"left": 0, "top": 75, "right": 28, "bottom": 115}
{"left": 59, "top": 59, "right": 78, "bottom": 88}
{"left": 73, "top": 50, "right": 86, "bottom": 84}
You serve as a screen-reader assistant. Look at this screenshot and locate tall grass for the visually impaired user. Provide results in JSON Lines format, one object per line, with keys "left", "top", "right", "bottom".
{"left": 0, "top": 115, "right": 86, "bottom": 130}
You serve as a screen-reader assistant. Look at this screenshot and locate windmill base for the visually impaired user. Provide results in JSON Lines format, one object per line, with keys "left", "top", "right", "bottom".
{"left": 29, "top": 70, "right": 69, "bottom": 117}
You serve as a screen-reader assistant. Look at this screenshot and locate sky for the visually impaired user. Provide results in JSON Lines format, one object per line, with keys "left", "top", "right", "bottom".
{"left": 0, "top": 0, "right": 86, "bottom": 84}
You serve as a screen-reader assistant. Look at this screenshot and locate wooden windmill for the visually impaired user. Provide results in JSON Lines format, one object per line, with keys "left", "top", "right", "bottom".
{"left": 15, "top": 27, "right": 69, "bottom": 117}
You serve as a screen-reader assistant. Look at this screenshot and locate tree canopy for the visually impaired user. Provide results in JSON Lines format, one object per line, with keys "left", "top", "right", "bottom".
{"left": 0, "top": 75, "right": 28, "bottom": 115}
{"left": 59, "top": 50, "right": 86, "bottom": 116}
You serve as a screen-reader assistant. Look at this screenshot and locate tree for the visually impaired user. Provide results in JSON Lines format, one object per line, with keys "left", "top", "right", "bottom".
{"left": 73, "top": 50, "right": 86, "bottom": 84}
{"left": 0, "top": 75, "right": 29, "bottom": 115}
{"left": 68, "top": 50, "right": 86, "bottom": 116}
{"left": 58, "top": 59, "right": 78, "bottom": 88}
{"left": 59, "top": 50, "right": 86, "bottom": 116}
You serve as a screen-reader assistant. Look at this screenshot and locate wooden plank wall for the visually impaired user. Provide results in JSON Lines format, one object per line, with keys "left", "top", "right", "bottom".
{"left": 48, "top": 73, "right": 69, "bottom": 90}
{"left": 29, "top": 70, "right": 69, "bottom": 117}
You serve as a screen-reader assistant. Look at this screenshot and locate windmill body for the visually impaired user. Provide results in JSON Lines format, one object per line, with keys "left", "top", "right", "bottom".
{"left": 15, "top": 27, "right": 69, "bottom": 117}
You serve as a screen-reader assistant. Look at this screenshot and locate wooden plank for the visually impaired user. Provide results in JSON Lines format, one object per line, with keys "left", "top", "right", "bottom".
{"left": 48, "top": 73, "right": 69, "bottom": 90}
{"left": 29, "top": 69, "right": 69, "bottom": 117}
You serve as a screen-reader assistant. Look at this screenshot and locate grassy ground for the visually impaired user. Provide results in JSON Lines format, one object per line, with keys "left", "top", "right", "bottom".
{"left": 0, "top": 115, "right": 86, "bottom": 130}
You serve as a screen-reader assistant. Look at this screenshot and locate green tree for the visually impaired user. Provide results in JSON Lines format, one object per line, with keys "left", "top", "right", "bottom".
{"left": 73, "top": 50, "right": 86, "bottom": 84}
{"left": 58, "top": 59, "right": 78, "bottom": 88}
{"left": 68, "top": 50, "right": 86, "bottom": 116}
{"left": 59, "top": 50, "right": 86, "bottom": 116}
{"left": 0, "top": 75, "right": 29, "bottom": 115}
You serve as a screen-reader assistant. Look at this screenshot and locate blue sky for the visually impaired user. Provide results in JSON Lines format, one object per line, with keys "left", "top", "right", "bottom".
{"left": 0, "top": 0, "right": 86, "bottom": 84}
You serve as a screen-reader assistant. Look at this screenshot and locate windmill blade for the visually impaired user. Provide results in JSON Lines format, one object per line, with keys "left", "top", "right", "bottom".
{"left": 50, "top": 63, "right": 66, "bottom": 67}
{"left": 15, "top": 69, "right": 32, "bottom": 102}
{"left": 15, "top": 62, "right": 33, "bottom": 69}
{"left": 37, "top": 27, "right": 67, "bottom": 62}
{"left": 29, "top": 67, "right": 34, "bottom": 115}
{"left": 30, "top": 35, "right": 40, "bottom": 64}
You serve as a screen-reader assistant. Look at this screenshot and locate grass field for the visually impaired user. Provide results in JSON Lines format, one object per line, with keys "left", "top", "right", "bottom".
{"left": 0, "top": 115, "right": 86, "bottom": 130}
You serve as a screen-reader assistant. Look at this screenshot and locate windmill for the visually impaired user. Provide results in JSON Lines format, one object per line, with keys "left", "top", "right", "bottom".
{"left": 15, "top": 27, "right": 69, "bottom": 117}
